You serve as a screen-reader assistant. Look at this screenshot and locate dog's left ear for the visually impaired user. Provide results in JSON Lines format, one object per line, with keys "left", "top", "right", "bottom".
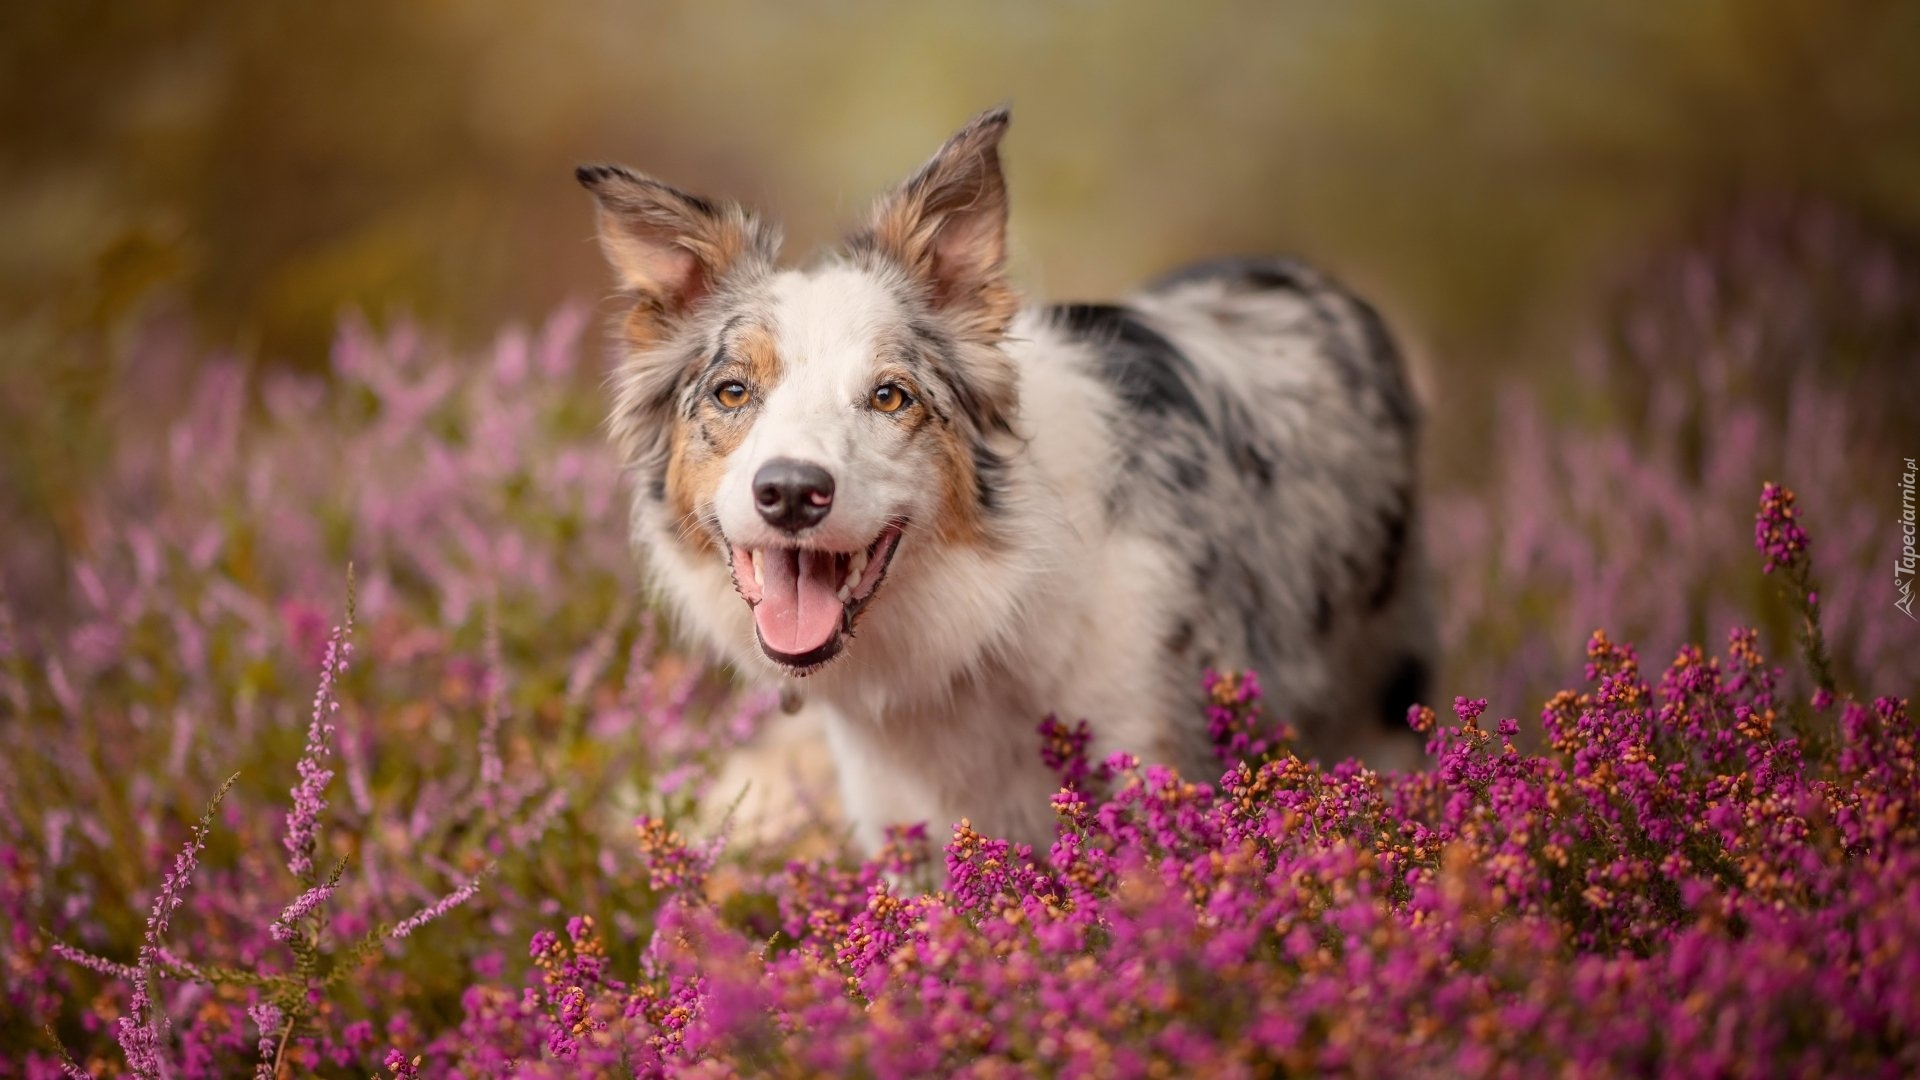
{"left": 854, "top": 107, "right": 1017, "bottom": 338}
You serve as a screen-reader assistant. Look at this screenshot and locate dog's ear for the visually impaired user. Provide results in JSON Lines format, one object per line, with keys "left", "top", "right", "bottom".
{"left": 576, "top": 165, "right": 771, "bottom": 341}
{"left": 854, "top": 107, "right": 1016, "bottom": 338}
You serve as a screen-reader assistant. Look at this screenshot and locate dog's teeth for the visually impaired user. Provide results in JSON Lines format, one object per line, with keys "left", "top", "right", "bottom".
{"left": 836, "top": 584, "right": 851, "bottom": 603}
{"left": 845, "top": 549, "right": 868, "bottom": 591}
{"left": 750, "top": 550, "right": 764, "bottom": 588}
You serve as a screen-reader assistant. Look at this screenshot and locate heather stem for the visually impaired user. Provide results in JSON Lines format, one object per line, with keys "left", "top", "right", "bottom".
{"left": 45, "top": 1026, "right": 89, "bottom": 1080}
{"left": 1786, "top": 560, "right": 1837, "bottom": 697}
{"left": 269, "top": 1011, "right": 296, "bottom": 1079}
{"left": 1753, "top": 482, "right": 1837, "bottom": 699}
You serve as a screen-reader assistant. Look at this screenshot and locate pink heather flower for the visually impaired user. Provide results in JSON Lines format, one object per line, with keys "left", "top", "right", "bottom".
{"left": 1204, "top": 668, "right": 1284, "bottom": 766}
{"left": 118, "top": 775, "right": 236, "bottom": 1079}
{"left": 50, "top": 940, "right": 140, "bottom": 980}
{"left": 1453, "top": 696, "right": 1490, "bottom": 726}
{"left": 478, "top": 615, "right": 507, "bottom": 808}
{"left": 269, "top": 874, "right": 340, "bottom": 943}
{"left": 505, "top": 786, "right": 570, "bottom": 849}
{"left": 286, "top": 600, "right": 354, "bottom": 883}
{"left": 1037, "top": 715, "right": 1109, "bottom": 791}
{"left": 1753, "top": 481, "right": 1809, "bottom": 575}
{"left": 633, "top": 817, "right": 722, "bottom": 894}
{"left": 249, "top": 1001, "right": 283, "bottom": 1078}
{"left": 27, "top": 299, "right": 1920, "bottom": 1076}
{"left": 564, "top": 607, "right": 626, "bottom": 713}
{"left": 391, "top": 866, "right": 490, "bottom": 939}
{"left": 654, "top": 762, "right": 699, "bottom": 797}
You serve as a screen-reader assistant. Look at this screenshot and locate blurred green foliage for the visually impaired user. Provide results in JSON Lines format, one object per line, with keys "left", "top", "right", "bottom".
{"left": 5, "top": 0, "right": 1917, "bottom": 360}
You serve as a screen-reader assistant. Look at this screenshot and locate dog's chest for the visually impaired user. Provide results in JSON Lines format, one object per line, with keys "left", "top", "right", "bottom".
{"left": 820, "top": 673, "right": 1071, "bottom": 850}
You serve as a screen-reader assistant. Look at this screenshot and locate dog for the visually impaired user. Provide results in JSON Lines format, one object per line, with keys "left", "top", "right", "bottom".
{"left": 578, "top": 107, "right": 1433, "bottom": 852}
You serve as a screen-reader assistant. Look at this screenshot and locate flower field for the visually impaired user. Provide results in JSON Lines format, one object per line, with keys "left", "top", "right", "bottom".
{"left": 2, "top": 209, "right": 1916, "bottom": 1076}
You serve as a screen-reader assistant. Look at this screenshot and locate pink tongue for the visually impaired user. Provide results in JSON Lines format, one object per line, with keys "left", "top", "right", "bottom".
{"left": 754, "top": 548, "right": 845, "bottom": 657}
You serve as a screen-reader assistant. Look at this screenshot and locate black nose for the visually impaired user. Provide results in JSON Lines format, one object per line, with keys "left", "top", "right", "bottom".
{"left": 753, "top": 459, "right": 835, "bottom": 532}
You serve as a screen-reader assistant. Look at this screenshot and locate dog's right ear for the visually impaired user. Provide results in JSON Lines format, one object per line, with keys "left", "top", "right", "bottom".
{"left": 576, "top": 165, "right": 772, "bottom": 342}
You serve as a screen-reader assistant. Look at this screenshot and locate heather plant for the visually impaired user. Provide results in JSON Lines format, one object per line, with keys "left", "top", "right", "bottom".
{"left": 372, "top": 483, "right": 1915, "bottom": 1077}
{"left": 1, "top": 309, "right": 770, "bottom": 1075}
{"left": 1431, "top": 199, "right": 1916, "bottom": 713}
{"left": 3, "top": 217, "right": 1917, "bottom": 1074}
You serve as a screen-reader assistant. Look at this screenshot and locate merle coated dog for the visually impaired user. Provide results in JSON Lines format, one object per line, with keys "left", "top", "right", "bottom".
{"left": 578, "top": 107, "right": 1432, "bottom": 850}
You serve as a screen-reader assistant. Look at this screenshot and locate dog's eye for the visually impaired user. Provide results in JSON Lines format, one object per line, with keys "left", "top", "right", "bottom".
{"left": 869, "top": 383, "right": 912, "bottom": 414}
{"left": 714, "top": 381, "right": 751, "bottom": 409}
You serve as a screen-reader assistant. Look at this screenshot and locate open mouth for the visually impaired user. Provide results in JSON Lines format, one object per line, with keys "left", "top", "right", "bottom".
{"left": 727, "top": 523, "right": 905, "bottom": 672}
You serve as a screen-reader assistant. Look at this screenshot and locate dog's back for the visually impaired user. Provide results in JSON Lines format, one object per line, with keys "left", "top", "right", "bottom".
{"left": 1065, "top": 256, "right": 1432, "bottom": 766}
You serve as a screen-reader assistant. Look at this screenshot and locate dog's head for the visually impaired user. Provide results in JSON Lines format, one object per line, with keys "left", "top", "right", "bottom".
{"left": 579, "top": 108, "right": 1021, "bottom": 674}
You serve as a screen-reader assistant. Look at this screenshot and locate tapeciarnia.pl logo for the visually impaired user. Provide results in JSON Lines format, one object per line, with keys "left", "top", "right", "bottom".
{"left": 1899, "top": 456, "right": 1917, "bottom": 620}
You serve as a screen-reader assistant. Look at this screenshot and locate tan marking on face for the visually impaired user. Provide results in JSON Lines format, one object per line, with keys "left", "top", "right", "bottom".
{"left": 867, "top": 356, "right": 999, "bottom": 550}
{"left": 663, "top": 430, "right": 725, "bottom": 556}
{"left": 737, "top": 322, "right": 784, "bottom": 392}
{"left": 661, "top": 322, "right": 786, "bottom": 555}
{"left": 928, "top": 414, "right": 991, "bottom": 548}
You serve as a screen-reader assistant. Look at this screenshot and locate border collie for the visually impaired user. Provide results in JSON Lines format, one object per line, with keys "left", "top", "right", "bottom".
{"left": 578, "top": 107, "right": 1433, "bottom": 851}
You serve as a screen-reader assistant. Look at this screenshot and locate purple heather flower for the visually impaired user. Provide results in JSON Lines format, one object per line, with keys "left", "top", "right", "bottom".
{"left": 249, "top": 1001, "right": 283, "bottom": 1078}
{"left": 116, "top": 775, "right": 236, "bottom": 1079}
{"left": 1753, "top": 481, "right": 1810, "bottom": 575}
{"left": 50, "top": 940, "right": 140, "bottom": 980}
{"left": 477, "top": 615, "right": 506, "bottom": 809}
{"left": 269, "top": 875, "right": 340, "bottom": 943}
{"left": 285, "top": 606, "right": 353, "bottom": 883}
{"left": 23, "top": 293, "right": 1920, "bottom": 1077}
{"left": 383, "top": 1048, "right": 422, "bottom": 1079}
{"left": 390, "top": 867, "right": 491, "bottom": 939}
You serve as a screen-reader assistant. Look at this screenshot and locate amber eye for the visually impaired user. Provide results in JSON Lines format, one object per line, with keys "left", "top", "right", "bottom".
{"left": 713, "top": 381, "right": 750, "bottom": 409}
{"left": 869, "top": 382, "right": 912, "bottom": 414}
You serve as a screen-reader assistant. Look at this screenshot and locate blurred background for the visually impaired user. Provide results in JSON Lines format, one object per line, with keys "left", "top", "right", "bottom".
{"left": 3, "top": 0, "right": 1917, "bottom": 689}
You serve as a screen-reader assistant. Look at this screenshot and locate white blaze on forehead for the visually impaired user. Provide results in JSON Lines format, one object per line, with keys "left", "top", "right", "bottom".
{"left": 747, "top": 266, "right": 908, "bottom": 455}
{"left": 770, "top": 267, "right": 906, "bottom": 382}
{"left": 771, "top": 263, "right": 906, "bottom": 367}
